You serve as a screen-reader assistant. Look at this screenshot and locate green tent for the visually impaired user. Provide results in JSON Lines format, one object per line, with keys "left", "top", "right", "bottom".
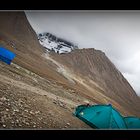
{"left": 124, "top": 117, "right": 140, "bottom": 129}
{"left": 73, "top": 104, "right": 127, "bottom": 129}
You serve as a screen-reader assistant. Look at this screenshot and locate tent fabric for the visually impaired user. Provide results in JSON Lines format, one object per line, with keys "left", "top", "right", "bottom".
{"left": 124, "top": 117, "right": 140, "bottom": 129}
{"left": 73, "top": 104, "right": 127, "bottom": 129}
{"left": 0, "top": 46, "right": 16, "bottom": 65}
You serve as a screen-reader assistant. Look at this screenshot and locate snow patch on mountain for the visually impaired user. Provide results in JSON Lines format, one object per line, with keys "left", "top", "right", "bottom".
{"left": 38, "top": 32, "right": 78, "bottom": 54}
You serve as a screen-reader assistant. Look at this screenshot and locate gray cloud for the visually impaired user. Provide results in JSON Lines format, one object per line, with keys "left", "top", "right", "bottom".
{"left": 26, "top": 11, "right": 140, "bottom": 96}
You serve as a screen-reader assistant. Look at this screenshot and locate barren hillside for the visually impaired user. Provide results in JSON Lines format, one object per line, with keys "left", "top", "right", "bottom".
{"left": 0, "top": 11, "right": 140, "bottom": 129}
{"left": 51, "top": 49, "right": 140, "bottom": 116}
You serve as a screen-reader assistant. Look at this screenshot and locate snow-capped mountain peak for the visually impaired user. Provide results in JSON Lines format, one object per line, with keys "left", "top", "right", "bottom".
{"left": 38, "top": 32, "right": 78, "bottom": 54}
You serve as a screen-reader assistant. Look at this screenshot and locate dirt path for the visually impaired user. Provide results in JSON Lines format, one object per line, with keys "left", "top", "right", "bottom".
{"left": 0, "top": 74, "right": 78, "bottom": 107}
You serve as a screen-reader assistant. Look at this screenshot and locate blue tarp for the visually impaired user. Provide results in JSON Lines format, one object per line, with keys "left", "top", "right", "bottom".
{"left": 0, "top": 46, "right": 16, "bottom": 65}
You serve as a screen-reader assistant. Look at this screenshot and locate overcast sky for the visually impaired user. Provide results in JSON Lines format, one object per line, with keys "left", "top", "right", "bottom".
{"left": 26, "top": 11, "right": 140, "bottom": 96}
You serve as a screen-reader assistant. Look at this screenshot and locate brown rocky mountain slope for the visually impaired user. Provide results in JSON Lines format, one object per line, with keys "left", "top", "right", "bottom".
{"left": 0, "top": 11, "right": 139, "bottom": 129}
{"left": 51, "top": 49, "right": 140, "bottom": 116}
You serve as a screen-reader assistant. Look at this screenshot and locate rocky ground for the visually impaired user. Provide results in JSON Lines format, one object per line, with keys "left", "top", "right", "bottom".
{"left": 0, "top": 61, "right": 91, "bottom": 129}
